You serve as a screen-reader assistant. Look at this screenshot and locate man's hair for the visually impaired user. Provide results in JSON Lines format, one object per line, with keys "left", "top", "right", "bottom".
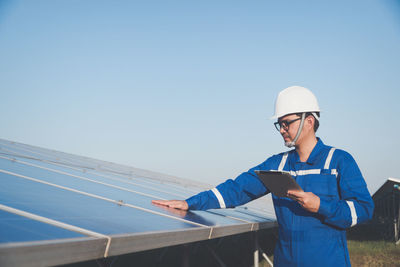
{"left": 296, "top": 112, "right": 320, "bottom": 132}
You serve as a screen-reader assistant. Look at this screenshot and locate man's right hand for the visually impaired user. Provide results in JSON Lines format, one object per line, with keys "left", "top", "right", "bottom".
{"left": 151, "top": 199, "right": 189, "bottom": 210}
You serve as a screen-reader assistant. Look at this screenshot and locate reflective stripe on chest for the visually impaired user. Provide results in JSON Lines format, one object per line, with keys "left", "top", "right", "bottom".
{"left": 276, "top": 148, "right": 337, "bottom": 177}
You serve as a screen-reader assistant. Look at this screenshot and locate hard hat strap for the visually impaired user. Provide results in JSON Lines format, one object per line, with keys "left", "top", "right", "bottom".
{"left": 311, "top": 112, "right": 319, "bottom": 121}
{"left": 285, "top": 112, "right": 306, "bottom": 148}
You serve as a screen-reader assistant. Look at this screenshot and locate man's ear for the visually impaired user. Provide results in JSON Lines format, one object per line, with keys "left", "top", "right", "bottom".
{"left": 306, "top": 115, "right": 315, "bottom": 130}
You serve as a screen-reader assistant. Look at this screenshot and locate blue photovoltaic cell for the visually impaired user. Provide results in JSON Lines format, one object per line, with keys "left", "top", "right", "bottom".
{"left": 2, "top": 140, "right": 205, "bottom": 196}
{"left": 0, "top": 144, "right": 200, "bottom": 198}
{"left": 235, "top": 206, "right": 275, "bottom": 219}
{"left": 87, "top": 169, "right": 199, "bottom": 198}
{"left": 208, "top": 209, "right": 274, "bottom": 223}
{"left": 0, "top": 143, "right": 54, "bottom": 164}
{"left": 0, "top": 210, "right": 85, "bottom": 243}
{"left": 3, "top": 139, "right": 203, "bottom": 195}
{"left": 0, "top": 155, "right": 191, "bottom": 200}
{"left": 0, "top": 172, "right": 200, "bottom": 235}
{"left": 0, "top": 158, "right": 249, "bottom": 226}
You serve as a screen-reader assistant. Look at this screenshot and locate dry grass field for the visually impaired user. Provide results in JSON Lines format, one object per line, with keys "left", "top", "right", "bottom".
{"left": 348, "top": 240, "right": 400, "bottom": 267}
{"left": 258, "top": 240, "right": 400, "bottom": 267}
{"left": 346, "top": 223, "right": 400, "bottom": 267}
{"left": 256, "top": 224, "right": 400, "bottom": 267}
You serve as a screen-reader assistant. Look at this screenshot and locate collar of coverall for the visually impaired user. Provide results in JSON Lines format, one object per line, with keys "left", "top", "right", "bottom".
{"left": 292, "top": 137, "right": 324, "bottom": 165}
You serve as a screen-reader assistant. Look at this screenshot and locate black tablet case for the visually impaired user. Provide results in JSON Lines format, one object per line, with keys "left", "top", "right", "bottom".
{"left": 254, "top": 170, "right": 303, "bottom": 197}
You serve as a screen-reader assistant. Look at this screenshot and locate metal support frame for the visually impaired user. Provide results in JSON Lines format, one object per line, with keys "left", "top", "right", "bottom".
{"left": 206, "top": 245, "right": 227, "bottom": 267}
{"left": 392, "top": 186, "right": 400, "bottom": 244}
{"left": 254, "top": 232, "right": 259, "bottom": 267}
{"left": 157, "top": 247, "right": 169, "bottom": 264}
{"left": 95, "top": 256, "right": 118, "bottom": 267}
{"left": 373, "top": 184, "right": 400, "bottom": 243}
{"left": 396, "top": 187, "right": 400, "bottom": 245}
{"left": 393, "top": 188, "right": 397, "bottom": 243}
{"left": 95, "top": 259, "right": 107, "bottom": 267}
{"left": 260, "top": 248, "right": 274, "bottom": 267}
{"left": 254, "top": 231, "right": 274, "bottom": 267}
{"left": 182, "top": 244, "right": 190, "bottom": 267}
{"left": 397, "top": 203, "right": 400, "bottom": 245}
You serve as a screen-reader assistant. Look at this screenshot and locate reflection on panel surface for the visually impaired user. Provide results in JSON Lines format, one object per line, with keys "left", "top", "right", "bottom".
{"left": 0, "top": 172, "right": 200, "bottom": 234}
{"left": 0, "top": 210, "right": 85, "bottom": 243}
{"left": 0, "top": 159, "right": 248, "bottom": 226}
{"left": 0, "top": 143, "right": 202, "bottom": 197}
{"left": 0, "top": 155, "right": 191, "bottom": 200}
{"left": 208, "top": 208, "right": 274, "bottom": 223}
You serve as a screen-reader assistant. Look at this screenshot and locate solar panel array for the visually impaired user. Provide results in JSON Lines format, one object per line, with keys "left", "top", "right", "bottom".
{"left": 0, "top": 138, "right": 276, "bottom": 267}
{"left": 371, "top": 177, "right": 400, "bottom": 243}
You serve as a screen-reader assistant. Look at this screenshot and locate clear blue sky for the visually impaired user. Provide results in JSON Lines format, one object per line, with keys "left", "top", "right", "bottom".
{"left": 1, "top": 0, "right": 399, "bottom": 193}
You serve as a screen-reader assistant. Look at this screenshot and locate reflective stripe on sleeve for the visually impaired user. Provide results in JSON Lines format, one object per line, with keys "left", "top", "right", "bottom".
{"left": 346, "top": 200, "right": 357, "bottom": 227}
{"left": 211, "top": 188, "right": 226, "bottom": 208}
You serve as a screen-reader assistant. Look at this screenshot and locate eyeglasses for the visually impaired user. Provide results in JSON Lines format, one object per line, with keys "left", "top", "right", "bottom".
{"left": 274, "top": 117, "right": 301, "bottom": 131}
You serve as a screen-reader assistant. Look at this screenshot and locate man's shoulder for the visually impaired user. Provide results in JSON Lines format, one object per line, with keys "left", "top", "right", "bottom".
{"left": 271, "top": 149, "right": 294, "bottom": 158}
{"left": 265, "top": 149, "right": 294, "bottom": 163}
{"left": 327, "top": 146, "right": 358, "bottom": 167}
{"left": 330, "top": 146, "right": 354, "bottom": 160}
{"left": 320, "top": 140, "right": 353, "bottom": 159}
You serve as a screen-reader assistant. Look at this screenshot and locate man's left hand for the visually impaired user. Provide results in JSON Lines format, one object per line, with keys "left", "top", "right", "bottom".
{"left": 287, "top": 190, "right": 320, "bottom": 213}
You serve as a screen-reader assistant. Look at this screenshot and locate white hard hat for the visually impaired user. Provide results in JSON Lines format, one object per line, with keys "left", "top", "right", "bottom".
{"left": 271, "top": 86, "right": 320, "bottom": 119}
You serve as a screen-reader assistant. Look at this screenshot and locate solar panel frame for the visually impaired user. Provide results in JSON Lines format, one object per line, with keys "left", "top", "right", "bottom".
{"left": 0, "top": 237, "right": 108, "bottom": 267}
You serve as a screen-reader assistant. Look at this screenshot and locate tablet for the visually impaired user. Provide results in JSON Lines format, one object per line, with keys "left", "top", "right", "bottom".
{"left": 254, "top": 170, "right": 303, "bottom": 197}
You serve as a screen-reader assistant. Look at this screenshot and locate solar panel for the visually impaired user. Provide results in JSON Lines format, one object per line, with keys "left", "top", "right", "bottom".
{"left": 371, "top": 178, "right": 400, "bottom": 243}
{"left": 373, "top": 178, "right": 400, "bottom": 200}
{"left": 0, "top": 138, "right": 276, "bottom": 266}
{"left": 0, "top": 140, "right": 202, "bottom": 197}
{"left": 0, "top": 209, "right": 85, "bottom": 243}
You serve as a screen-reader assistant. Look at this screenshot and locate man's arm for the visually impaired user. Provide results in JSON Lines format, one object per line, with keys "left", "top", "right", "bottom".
{"left": 152, "top": 159, "right": 272, "bottom": 211}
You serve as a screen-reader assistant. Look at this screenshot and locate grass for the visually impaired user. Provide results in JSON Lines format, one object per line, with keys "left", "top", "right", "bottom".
{"left": 347, "top": 240, "right": 400, "bottom": 267}
{"left": 256, "top": 240, "right": 400, "bottom": 267}
{"left": 255, "top": 224, "right": 400, "bottom": 267}
{"left": 345, "top": 222, "right": 400, "bottom": 266}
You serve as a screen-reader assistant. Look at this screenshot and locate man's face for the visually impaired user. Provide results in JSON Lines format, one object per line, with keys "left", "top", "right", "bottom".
{"left": 276, "top": 114, "right": 302, "bottom": 143}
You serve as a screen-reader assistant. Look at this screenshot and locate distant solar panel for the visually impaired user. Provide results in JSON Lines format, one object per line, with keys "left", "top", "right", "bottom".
{"left": 0, "top": 139, "right": 276, "bottom": 267}
{"left": 372, "top": 177, "right": 400, "bottom": 243}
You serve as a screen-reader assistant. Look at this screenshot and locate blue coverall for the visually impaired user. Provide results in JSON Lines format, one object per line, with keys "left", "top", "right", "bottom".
{"left": 186, "top": 138, "right": 374, "bottom": 266}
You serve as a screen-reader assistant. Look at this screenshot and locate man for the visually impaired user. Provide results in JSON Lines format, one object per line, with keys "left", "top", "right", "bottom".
{"left": 152, "top": 86, "right": 374, "bottom": 266}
